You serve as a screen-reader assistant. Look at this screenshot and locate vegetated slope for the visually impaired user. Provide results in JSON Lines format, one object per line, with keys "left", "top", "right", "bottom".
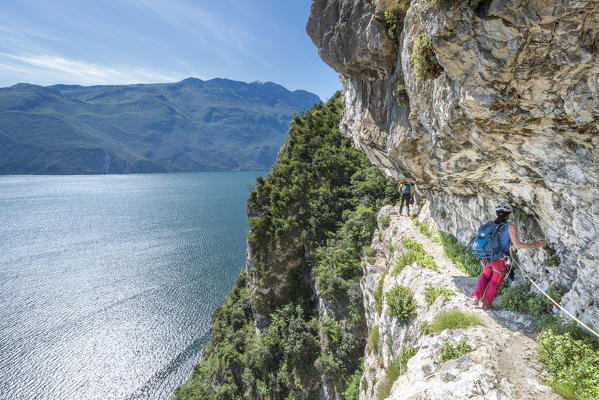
{"left": 0, "top": 78, "right": 320, "bottom": 174}
{"left": 175, "top": 93, "right": 398, "bottom": 399}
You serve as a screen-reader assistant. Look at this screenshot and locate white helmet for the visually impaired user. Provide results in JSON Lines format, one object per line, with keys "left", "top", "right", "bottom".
{"left": 495, "top": 202, "right": 512, "bottom": 213}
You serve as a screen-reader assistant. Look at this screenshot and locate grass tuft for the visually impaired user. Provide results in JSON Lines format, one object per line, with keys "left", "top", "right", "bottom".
{"left": 367, "top": 326, "right": 380, "bottom": 354}
{"left": 438, "top": 232, "right": 481, "bottom": 277}
{"left": 393, "top": 239, "right": 438, "bottom": 275}
{"left": 380, "top": 215, "right": 391, "bottom": 229}
{"left": 420, "top": 320, "right": 431, "bottom": 336}
{"left": 424, "top": 286, "right": 454, "bottom": 308}
{"left": 430, "top": 309, "right": 484, "bottom": 334}
{"left": 544, "top": 255, "right": 561, "bottom": 267}
{"left": 376, "top": 345, "right": 417, "bottom": 400}
{"left": 374, "top": 271, "right": 387, "bottom": 314}
{"left": 440, "top": 336, "right": 473, "bottom": 361}
{"left": 413, "top": 218, "right": 435, "bottom": 237}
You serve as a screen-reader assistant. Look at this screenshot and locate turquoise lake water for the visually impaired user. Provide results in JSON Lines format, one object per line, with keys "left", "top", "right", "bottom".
{"left": 0, "top": 172, "right": 265, "bottom": 400}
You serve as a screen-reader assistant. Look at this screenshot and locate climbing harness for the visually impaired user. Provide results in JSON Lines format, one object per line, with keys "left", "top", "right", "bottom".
{"left": 509, "top": 256, "right": 599, "bottom": 340}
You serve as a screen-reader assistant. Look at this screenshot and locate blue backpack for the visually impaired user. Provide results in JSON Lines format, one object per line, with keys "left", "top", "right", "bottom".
{"left": 476, "top": 222, "right": 508, "bottom": 261}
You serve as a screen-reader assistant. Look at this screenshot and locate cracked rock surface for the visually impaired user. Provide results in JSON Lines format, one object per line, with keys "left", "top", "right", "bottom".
{"left": 307, "top": 0, "right": 599, "bottom": 332}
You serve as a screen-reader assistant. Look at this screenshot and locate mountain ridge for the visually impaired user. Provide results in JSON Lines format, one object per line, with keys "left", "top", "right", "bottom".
{"left": 0, "top": 77, "right": 320, "bottom": 174}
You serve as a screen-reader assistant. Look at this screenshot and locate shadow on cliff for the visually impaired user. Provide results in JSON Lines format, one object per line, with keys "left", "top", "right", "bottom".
{"left": 451, "top": 275, "right": 538, "bottom": 339}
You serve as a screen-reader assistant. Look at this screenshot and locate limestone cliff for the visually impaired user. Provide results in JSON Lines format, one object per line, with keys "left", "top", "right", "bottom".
{"left": 307, "top": 0, "right": 598, "bottom": 333}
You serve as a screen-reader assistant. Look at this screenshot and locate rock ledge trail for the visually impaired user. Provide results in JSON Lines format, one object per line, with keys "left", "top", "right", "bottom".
{"left": 360, "top": 205, "right": 560, "bottom": 400}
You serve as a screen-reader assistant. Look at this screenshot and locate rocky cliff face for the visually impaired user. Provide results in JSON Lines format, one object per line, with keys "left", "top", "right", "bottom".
{"left": 307, "top": 0, "right": 598, "bottom": 332}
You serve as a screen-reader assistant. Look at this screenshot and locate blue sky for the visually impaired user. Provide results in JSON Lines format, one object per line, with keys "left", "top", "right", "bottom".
{"left": 0, "top": 0, "right": 340, "bottom": 99}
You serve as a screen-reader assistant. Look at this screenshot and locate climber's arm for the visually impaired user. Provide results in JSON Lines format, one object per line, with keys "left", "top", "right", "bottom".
{"left": 508, "top": 224, "right": 547, "bottom": 249}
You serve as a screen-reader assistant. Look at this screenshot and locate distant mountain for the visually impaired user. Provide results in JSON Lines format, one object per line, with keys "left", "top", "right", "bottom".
{"left": 0, "top": 78, "right": 320, "bottom": 174}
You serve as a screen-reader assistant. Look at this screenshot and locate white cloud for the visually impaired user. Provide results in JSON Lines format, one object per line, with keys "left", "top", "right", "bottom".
{"left": 0, "top": 52, "right": 182, "bottom": 86}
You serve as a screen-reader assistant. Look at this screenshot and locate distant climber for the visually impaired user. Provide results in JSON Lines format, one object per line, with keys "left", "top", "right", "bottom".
{"left": 398, "top": 182, "right": 412, "bottom": 215}
{"left": 472, "top": 202, "right": 547, "bottom": 308}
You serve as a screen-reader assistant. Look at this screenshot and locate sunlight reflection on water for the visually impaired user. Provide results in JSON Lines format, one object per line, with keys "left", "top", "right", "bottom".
{"left": 0, "top": 172, "right": 264, "bottom": 400}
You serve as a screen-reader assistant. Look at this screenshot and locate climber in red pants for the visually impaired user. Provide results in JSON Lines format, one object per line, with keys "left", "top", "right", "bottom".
{"left": 472, "top": 203, "right": 547, "bottom": 308}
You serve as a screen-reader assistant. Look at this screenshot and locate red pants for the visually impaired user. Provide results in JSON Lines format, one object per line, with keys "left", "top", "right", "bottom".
{"left": 472, "top": 259, "right": 507, "bottom": 308}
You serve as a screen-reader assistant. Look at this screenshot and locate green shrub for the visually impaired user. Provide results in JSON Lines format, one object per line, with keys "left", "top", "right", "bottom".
{"left": 344, "top": 359, "right": 364, "bottom": 400}
{"left": 315, "top": 243, "right": 363, "bottom": 304}
{"left": 393, "top": 239, "right": 438, "bottom": 275}
{"left": 365, "top": 246, "right": 375, "bottom": 257}
{"left": 374, "top": 271, "right": 387, "bottom": 314}
{"left": 176, "top": 273, "right": 255, "bottom": 400}
{"left": 538, "top": 330, "right": 599, "bottom": 399}
{"left": 392, "top": 78, "right": 409, "bottom": 108}
{"left": 380, "top": 215, "right": 391, "bottom": 229}
{"left": 411, "top": 33, "right": 443, "bottom": 81}
{"left": 502, "top": 284, "right": 532, "bottom": 312}
{"left": 413, "top": 218, "right": 434, "bottom": 238}
{"left": 388, "top": 243, "right": 395, "bottom": 254}
{"left": 377, "top": 231, "right": 382, "bottom": 242}
{"left": 544, "top": 255, "right": 561, "bottom": 267}
{"left": 316, "top": 316, "right": 363, "bottom": 387}
{"left": 503, "top": 284, "right": 568, "bottom": 319}
{"left": 424, "top": 286, "right": 454, "bottom": 308}
{"left": 376, "top": 345, "right": 417, "bottom": 400}
{"left": 384, "top": 11, "right": 402, "bottom": 39}
{"left": 243, "top": 304, "right": 321, "bottom": 399}
{"left": 440, "top": 209, "right": 447, "bottom": 219}
{"left": 440, "top": 336, "right": 473, "bottom": 361}
{"left": 368, "top": 326, "right": 380, "bottom": 354}
{"left": 546, "top": 284, "right": 567, "bottom": 303}
{"left": 399, "top": 344, "right": 417, "bottom": 369}
{"left": 501, "top": 284, "right": 596, "bottom": 346}
{"left": 430, "top": 310, "right": 484, "bottom": 334}
{"left": 438, "top": 232, "right": 481, "bottom": 276}
{"left": 527, "top": 295, "right": 549, "bottom": 318}
{"left": 387, "top": 286, "right": 416, "bottom": 322}
{"left": 394, "top": 252, "right": 412, "bottom": 275}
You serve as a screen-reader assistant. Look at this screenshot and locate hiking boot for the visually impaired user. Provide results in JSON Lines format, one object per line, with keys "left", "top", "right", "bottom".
{"left": 472, "top": 297, "right": 480, "bottom": 307}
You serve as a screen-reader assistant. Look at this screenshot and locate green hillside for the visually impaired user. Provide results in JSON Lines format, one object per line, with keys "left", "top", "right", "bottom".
{"left": 0, "top": 78, "right": 320, "bottom": 174}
